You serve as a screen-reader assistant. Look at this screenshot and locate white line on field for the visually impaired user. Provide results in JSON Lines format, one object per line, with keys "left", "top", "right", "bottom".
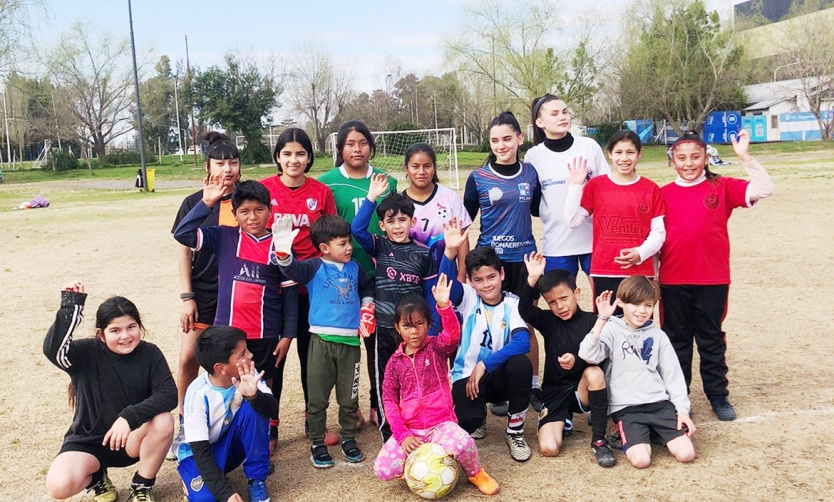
{"left": 697, "top": 407, "right": 834, "bottom": 427}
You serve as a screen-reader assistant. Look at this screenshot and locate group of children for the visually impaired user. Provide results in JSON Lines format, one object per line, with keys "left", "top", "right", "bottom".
{"left": 42, "top": 99, "right": 773, "bottom": 501}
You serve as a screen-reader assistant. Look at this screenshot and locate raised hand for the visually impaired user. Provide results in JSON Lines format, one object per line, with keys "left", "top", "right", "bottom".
{"left": 367, "top": 173, "right": 390, "bottom": 202}
{"left": 62, "top": 281, "right": 84, "bottom": 293}
{"left": 231, "top": 359, "right": 265, "bottom": 399}
{"left": 567, "top": 157, "right": 589, "bottom": 185}
{"left": 271, "top": 214, "right": 300, "bottom": 257}
{"left": 102, "top": 416, "right": 132, "bottom": 451}
{"left": 523, "top": 252, "right": 546, "bottom": 284}
{"left": 442, "top": 218, "right": 469, "bottom": 254}
{"left": 595, "top": 290, "right": 616, "bottom": 319}
{"left": 432, "top": 273, "right": 451, "bottom": 308}
{"left": 731, "top": 129, "right": 752, "bottom": 163}
{"left": 202, "top": 173, "right": 227, "bottom": 207}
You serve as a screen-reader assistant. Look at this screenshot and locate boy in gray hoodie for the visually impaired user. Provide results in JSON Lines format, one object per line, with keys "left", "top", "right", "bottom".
{"left": 578, "top": 276, "right": 696, "bottom": 468}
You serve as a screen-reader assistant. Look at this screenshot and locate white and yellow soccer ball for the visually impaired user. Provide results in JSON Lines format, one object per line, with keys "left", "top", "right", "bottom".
{"left": 404, "top": 442, "right": 460, "bottom": 500}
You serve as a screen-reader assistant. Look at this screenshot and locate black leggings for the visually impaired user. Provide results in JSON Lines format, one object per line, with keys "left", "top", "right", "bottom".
{"left": 271, "top": 292, "right": 312, "bottom": 416}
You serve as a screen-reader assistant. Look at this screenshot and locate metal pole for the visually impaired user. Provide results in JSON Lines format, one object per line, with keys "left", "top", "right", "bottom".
{"left": 173, "top": 73, "right": 183, "bottom": 160}
{"left": 127, "top": 0, "right": 148, "bottom": 191}
{"left": 2, "top": 91, "right": 10, "bottom": 167}
{"left": 185, "top": 34, "right": 198, "bottom": 166}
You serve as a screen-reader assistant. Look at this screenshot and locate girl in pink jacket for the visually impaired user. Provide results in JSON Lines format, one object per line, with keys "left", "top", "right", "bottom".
{"left": 373, "top": 274, "right": 499, "bottom": 496}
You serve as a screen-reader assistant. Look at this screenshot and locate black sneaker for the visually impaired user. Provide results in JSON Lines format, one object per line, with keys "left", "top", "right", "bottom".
{"left": 530, "top": 388, "right": 544, "bottom": 412}
{"left": 607, "top": 429, "right": 623, "bottom": 449}
{"left": 310, "top": 444, "right": 334, "bottom": 468}
{"left": 341, "top": 439, "right": 365, "bottom": 463}
{"left": 591, "top": 439, "right": 617, "bottom": 467}
{"left": 709, "top": 397, "right": 737, "bottom": 421}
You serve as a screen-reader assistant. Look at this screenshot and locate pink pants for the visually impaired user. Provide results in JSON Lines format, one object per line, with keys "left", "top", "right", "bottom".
{"left": 373, "top": 421, "right": 482, "bottom": 480}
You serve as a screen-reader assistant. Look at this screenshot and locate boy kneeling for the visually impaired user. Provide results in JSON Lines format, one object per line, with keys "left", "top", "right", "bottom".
{"left": 175, "top": 326, "right": 276, "bottom": 502}
{"left": 579, "top": 276, "right": 696, "bottom": 468}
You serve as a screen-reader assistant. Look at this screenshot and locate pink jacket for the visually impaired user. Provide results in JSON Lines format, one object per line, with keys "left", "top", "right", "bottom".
{"left": 382, "top": 304, "right": 460, "bottom": 443}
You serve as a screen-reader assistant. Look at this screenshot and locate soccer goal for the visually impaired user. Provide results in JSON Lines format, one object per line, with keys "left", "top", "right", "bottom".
{"left": 329, "top": 128, "right": 460, "bottom": 190}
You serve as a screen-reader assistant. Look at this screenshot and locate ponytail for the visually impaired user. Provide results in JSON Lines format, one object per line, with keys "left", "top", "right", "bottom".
{"left": 485, "top": 111, "right": 523, "bottom": 167}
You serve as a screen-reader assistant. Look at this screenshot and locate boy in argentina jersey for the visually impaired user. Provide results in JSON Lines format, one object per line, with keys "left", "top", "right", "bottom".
{"left": 174, "top": 180, "right": 297, "bottom": 383}
{"left": 351, "top": 174, "right": 438, "bottom": 442}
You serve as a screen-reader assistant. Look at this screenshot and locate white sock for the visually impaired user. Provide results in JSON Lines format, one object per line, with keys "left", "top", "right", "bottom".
{"left": 531, "top": 375, "right": 540, "bottom": 389}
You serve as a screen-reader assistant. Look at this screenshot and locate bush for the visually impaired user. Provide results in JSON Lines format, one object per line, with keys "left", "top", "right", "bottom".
{"left": 102, "top": 149, "right": 158, "bottom": 166}
{"left": 52, "top": 151, "right": 80, "bottom": 171}
{"left": 589, "top": 122, "right": 626, "bottom": 148}
{"left": 240, "top": 143, "right": 272, "bottom": 164}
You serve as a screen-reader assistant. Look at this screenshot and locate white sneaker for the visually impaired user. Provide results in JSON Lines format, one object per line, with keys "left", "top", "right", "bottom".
{"left": 470, "top": 419, "right": 486, "bottom": 440}
{"left": 505, "top": 432, "right": 531, "bottom": 462}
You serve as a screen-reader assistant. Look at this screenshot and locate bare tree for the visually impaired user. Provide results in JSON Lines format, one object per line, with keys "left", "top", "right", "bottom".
{"left": 45, "top": 23, "right": 135, "bottom": 158}
{"left": 286, "top": 44, "right": 352, "bottom": 151}
{"left": 0, "top": 0, "right": 45, "bottom": 76}
{"left": 778, "top": 4, "right": 834, "bottom": 140}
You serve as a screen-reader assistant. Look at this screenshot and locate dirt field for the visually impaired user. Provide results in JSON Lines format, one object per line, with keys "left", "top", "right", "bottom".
{"left": 2, "top": 149, "right": 833, "bottom": 501}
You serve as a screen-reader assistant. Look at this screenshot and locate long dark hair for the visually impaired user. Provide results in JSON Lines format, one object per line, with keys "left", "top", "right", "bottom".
{"left": 394, "top": 294, "right": 433, "bottom": 331}
{"left": 485, "top": 111, "right": 522, "bottom": 167}
{"left": 68, "top": 296, "right": 146, "bottom": 407}
{"left": 404, "top": 142, "right": 439, "bottom": 184}
{"left": 273, "top": 127, "right": 315, "bottom": 174}
{"left": 334, "top": 120, "right": 376, "bottom": 167}
{"left": 204, "top": 131, "right": 240, "bottom": 166}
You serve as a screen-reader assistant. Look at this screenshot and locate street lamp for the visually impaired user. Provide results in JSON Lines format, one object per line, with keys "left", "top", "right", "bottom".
{"left": 173, "top": 72, "right": 184, "bottom": 161}
{"left": 773, "top": 61, "right": 800, "bottom": 82}
{"left": 127, "top": 0, "right": 148, "bottom": 191}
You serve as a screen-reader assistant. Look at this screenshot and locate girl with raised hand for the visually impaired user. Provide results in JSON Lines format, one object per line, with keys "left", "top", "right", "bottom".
{"left": 261, "top": 127, "right": 337, "bottom": 448}
{"left": 44, "top": 281, "right": 177, "bottom": 502}
{"left": 523, "top": 94, "right": 610, "bottom": 277}
{"left": 402, "top": 142, "right": 471, "bottom": 282}
{"left": 564, "top": 130, "right": 666, "bottom": 311}
{"left": 373, "top": 273, "right": 499, "bottom": 496}
{"left": 172, "top": 131, "right": 240, "bottom": 415}
{"left": 659, "top": 129, "right": 773, "bottom": 422}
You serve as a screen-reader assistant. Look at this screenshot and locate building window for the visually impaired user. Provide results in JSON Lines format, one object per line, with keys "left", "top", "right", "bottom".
{"left": 771, "top": 115, "right": 779, "bottom": 129}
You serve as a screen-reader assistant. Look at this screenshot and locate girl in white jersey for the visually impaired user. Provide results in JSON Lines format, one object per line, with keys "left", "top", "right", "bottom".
{"left": 523, "top": 94, "right": 610, "bottom": 277}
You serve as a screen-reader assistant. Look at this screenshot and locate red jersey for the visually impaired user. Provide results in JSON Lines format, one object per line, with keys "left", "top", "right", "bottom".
{"left": 659, "top": 176, "right": 749, "bottom": 285}
{"left": 261, "top": 176, "right": 337, "bottom": 260}
{"left": 581, "top": 175, "right": 664, "bottom": 277}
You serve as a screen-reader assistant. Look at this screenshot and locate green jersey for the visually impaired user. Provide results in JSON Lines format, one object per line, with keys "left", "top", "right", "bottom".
{"left": 318, "top": 165, "right": 397, "bottom": 276}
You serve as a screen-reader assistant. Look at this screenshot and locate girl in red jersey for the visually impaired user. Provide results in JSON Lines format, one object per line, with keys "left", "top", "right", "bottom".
{"left": 659, "top": 129, "right": 773, "bottom": 422}
{"left": 261, "top": 127, "right": 337, "bottom": 447}
{"left": 565, "top": 130, "right": 666, "bottom": 313}
{"left": 172, "top": 132, "right": 240, "bottom": 412}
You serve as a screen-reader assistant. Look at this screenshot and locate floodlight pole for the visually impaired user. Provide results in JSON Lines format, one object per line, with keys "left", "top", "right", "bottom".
{"left": 127, "top": 0, "right": 148, "bottom": 191}
{"left": 173, "top": 73, "right": 183, "bottom": 161}
{"left": 2, "top": 90, "right": 10, "bottom": 168}
{"left": 185, "top": 34, "right": 198, "bottom": 166}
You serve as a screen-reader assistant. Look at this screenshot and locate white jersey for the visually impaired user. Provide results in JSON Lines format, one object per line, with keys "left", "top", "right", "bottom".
{"left": 523, "top": 136, "right": 610, "bottom": 256}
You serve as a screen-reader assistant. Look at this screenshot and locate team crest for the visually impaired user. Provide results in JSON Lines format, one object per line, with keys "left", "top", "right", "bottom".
{"left": 306, "top": 198, "right": 318, "bottom": 211}
{"left": 190, "top": 476, "right": 204, "bottom": 492}
{"left": 518, "top": 183, "right": 531, "bottom": 198}
{"left": 704, "top": 194, "right": 719, "bottom": 210}
{"left": 638, "top": 202, "right": 650, "bottom": 215}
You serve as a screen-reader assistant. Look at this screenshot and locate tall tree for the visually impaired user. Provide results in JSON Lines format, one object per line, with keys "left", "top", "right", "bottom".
{"left": 0, "top": 0, "right": 44, "bottom": 76}
{"left": 191, "top": 52, "right": 280, "bottom": 160}
{"left": 778, "top": 2, "right": 834, "bottom": 140}
{"left": 286, "top": 44, "right": 351, "bottom": 152}
{"left": 46, "top": 23, "right": 135, "bottom": 159}
{"left": 618, "top": 0, "right": 747, "bottom": 133}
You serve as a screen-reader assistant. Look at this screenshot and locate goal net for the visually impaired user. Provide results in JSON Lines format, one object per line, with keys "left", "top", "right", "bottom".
{"left": 329, "top": 128, "right": 460, "bottom": 190}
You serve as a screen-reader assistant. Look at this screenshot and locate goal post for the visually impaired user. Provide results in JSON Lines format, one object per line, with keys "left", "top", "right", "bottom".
{"left": 329, "top": 128, "right": 460, "bottom": 190}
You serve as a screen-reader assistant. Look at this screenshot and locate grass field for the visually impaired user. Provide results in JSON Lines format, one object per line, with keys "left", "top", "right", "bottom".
{"left": 1, "top": 143, "right": 833, "bottom": 501}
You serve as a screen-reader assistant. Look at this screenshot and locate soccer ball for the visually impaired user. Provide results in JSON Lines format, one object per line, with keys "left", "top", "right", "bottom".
{"left": 404, "top": 442, "right": 460, "bottom": 500}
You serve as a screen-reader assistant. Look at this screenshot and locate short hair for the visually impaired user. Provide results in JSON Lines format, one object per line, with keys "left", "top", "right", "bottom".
{"left": 204, "top": 131, "right": 239, "bottom": 162}
{"left": 606, "top": 130, "right": 643, "bottom": 153}
{"left": 231, "top": 180, "right": 271, "bottom": 212}
{"left": 616, "top": 276, "right": 660, "bottom": 305}
{"left": 530, "top": 94, "right": 564, "bottom": 145}
{"left": 394, "top": 294, "right": 432, "bottom": 330}
{"left": 537, "top": 269, "right": 577, "bottom": 295}
{"left": 195, "top": 325, "right": 246, "bottom": 374}
{"left": 310, "top": 214, "right": 351, "bottom": 250}
{"left": 273, "top": 127, "right": 315, "bottom": 174}
{"left": 486, "top": 111, "right": 523, "bottom": 166}
{"left": 334, "top": 120, "right": 376, "bottom": 167}
{"left": 376, "top": 191, "right": 415, "bottom": 220}
{"left": 465, "top": 246, "right": 502, "bottom": 276}
{"left": 404, "top": 143, "right": 439, "bottom": 184}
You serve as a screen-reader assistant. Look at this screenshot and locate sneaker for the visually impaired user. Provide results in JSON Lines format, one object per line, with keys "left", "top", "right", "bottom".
{"left": 489, "top": 401, "right": 509, "bottom": 416}
{"left": 607, "top": 424, "right": 623, "bottom": 450}
{"left": 591, "top": 439, "right": 617, "bottom": 467}
{"left": 530, "top": 388, "right": 544, "bottom": 412}
{"left": 467, "top": 468, "right": 500, "bottom": 495}
{"left": 709, "top": 397, "right": 737, "bottom": 421}
{"left": 88, "top": 472, "right": 118, "bottom": 502}
{"left": 248, "top": 479, "right": 271, "bottom": 502}
{"left": 310, "top": 444, "right": 334, "bottom": 468}
{"left": 563, "top": 418, "right": 574, "bottom": 438}
{"left": 470, "top": 419, "right": 486, "bottom": 440}
{"left": 341, "top": 439, "right": 365, "bottom": 463}
{"left": 128, "top": 484, "right": 155, "bottom": 502}
{"left": 505, "top": 432, "right": 532, "bottom": 462}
